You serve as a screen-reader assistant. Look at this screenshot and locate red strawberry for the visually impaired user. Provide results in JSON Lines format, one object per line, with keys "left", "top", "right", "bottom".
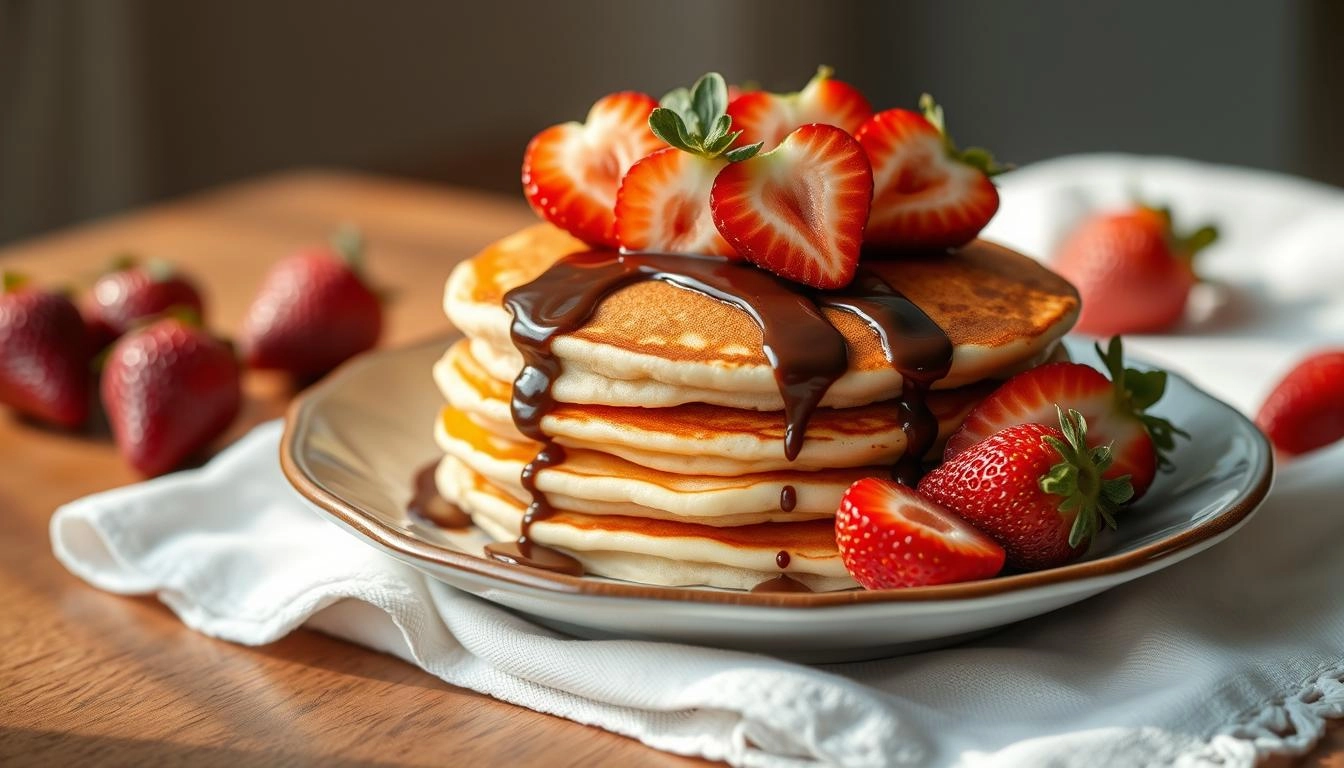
{"left": 615, "top": 74, "right": 759, "bottom": 257}
{"left": 920, "top": 409, "right": 1133, "bottom": 571}
{"left": 856, "top": 95, "right": 1005, "bottom": 250}
{"left": 836, "top": 477, "right": 1005, "bottom": 589}
{"left": 1256, "top": 350, "right": 1344, "bottom": 457}
{"left": 710, "top": 124, "right": 873, "bottom": 289}
{"left": 0, "top": 273, "right": 91, "bottom": 428}
{"left": 85, "top": 258, "right": 205, "bottom": 347}
{"left": 101, "top": 317, "right": 241, "bottom": 476}
{"left": 726, "top": 67, "right": 871, "bottom": 151}
{"left": 944, "top": 337, "right": 1184, "bottom": 501}
{"left": 1053, "top": 206, "right": 1218, "bottom": 335}
{"left": 522, "top": 92, "right": 662, "bottom": 248}
{"left": 240, "top": 230, "right": 382, "bottom": 378}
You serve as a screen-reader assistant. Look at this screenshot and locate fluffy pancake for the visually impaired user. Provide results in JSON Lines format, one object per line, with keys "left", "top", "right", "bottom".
{"left": 445, "top": 223, "right": 1079, "bottom": 410}
{"left": 435, "top": 405, "right": 875, "bottom": 526}
{"left": 436, "top": 454, "right": 858, "bottom": 592}
{"left": 434, "top": 338, "right": 996, "bottom": 474}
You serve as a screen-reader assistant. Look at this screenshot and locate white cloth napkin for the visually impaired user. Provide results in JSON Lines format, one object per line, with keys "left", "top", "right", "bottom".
{"left": 52, "top": 156, "right": 1344, "bottom": 768}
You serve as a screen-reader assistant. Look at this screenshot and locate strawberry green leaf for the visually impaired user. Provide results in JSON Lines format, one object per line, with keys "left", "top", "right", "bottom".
{"left": 919, "top": 93, "right": 1012, "bottom": 177}
{"left": 653, "top": 72, "right": 757, "bottom": 162}
{"left": 649, "top": 108, "right": 698, "bottom": 153}
{"left": 690, "top": 73, "right": 727, "bottom": 138}
{"left": 331, "top": 225, "right": 366, "bottom": 272}
{"left": 1040, "top": 407, "right": 1133, "bottom": 549}
{"left": 1096, "top": 337, "right": 1190, "bottom": 470}
{"left": 1, "top": 271, "right": 28, "bottom": 293}
{"left": 723, "top": 142, "right": 762, "bottom": 162}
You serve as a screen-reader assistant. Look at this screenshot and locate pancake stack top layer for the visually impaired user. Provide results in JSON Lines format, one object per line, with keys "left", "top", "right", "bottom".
{"left": 432, "top": 223, "right": 1080, "bottom": 592}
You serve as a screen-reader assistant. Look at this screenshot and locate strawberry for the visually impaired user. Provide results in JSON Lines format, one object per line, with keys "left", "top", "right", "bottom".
{"left": 710, "top": 123, "right": 873, "bottom": 289}
{"left": 240, "top": 229, "right": 382, "bottom": 378}
{"left": 944, "top": 337, "right": 1184, "bottom": 501}
{"left": 0, "top": 273, "right": 91, "bottom": 428}
{"left": 1053, "top": 205, "right": 1218, "bottom": 335}
{"left": 920, "top": 409, "right": 1133, "bottom": 571}
{"left": 615, "top": 73, "right": 760, "bottom": 257}
{"left": 101, "top": 317, "right": 241, "bottom": 476}
{"left": 1255, "top": 350, "right": 1344, "bottom": 457}
{"left": 522, "top": 91, "right": 662, "bottom": 248}
{"left": 85, "top": 257, "right": 205, "bottom": 348}
{"left": 835, "top": 477, "right": 1005, "bottom": 589}
{"left": 856, "top": 95, "right": 1005, "bottom": 250}
{"left": 726, "top": 66, "right": 871, "bottom": 151}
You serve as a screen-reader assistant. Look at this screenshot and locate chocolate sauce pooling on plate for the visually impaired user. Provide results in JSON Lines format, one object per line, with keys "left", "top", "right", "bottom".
{"left": 491, "top": 249, "right": 953, "bottom": 575}
{"left": 751, "top": 574, "right": 813, "bottom": 593}
{"left": 407, "top": 461, "right": 471, "bottom": 529}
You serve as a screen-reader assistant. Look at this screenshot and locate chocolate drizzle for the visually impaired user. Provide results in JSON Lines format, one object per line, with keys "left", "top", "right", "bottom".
{"left": 493, "top": 249, "right": 953, "bottom": 573}
{"left": 407, "top": 462, "right": 471, "bottom": 529}
{"left": 779, "top": 485, "right": 797, "bottom": 513}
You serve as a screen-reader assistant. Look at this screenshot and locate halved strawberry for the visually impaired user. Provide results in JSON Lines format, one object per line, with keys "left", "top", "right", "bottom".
{"left": 835, "top": 477, "right": 1005, "bottom": 589}
{"left": 856, "top": 95, "right": 1005, "bottom": 250}
{"left": 710, "top": 124, "right": 873, "bottom": 289}
{"left": 943, "top": 337, "right": 1185, "bottom": 500}
{"left": 615, "top": 73, "right": 758, "bottom": 257}
{"left": 522, "top": 92, "right": 662, "bottom": 248}
{"left": 726, "top": 67, "right": 872, "bottom": 151}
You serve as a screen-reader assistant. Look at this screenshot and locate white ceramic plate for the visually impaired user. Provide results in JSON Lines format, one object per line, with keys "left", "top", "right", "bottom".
{"left": 282, "top": 337, "right": 1272, "bottom": 661}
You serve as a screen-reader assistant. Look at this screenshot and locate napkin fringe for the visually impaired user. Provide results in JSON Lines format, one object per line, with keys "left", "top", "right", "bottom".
{"left": 1193, "top": 662, "right": 1344, "bottom": 764}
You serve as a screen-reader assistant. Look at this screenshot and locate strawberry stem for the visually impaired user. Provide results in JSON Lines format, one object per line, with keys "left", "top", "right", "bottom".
{"left": 331, "top": 225, "right": 366, "bottom": 272}
{"left": 1040, "top": 407, "right": 1133, "bottom": 548}
{"left": 1096, "top": 337, "right": 1190, "bottom": 470}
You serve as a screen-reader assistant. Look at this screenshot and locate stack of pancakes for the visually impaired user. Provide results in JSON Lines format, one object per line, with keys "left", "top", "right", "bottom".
{"left": 433, "top": 223, "right": 1079, "bottom": 591}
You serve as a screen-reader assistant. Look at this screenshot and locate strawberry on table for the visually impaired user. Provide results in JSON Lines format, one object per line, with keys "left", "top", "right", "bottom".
{"left": 1256, "top": 349, "right": 1344, "bottom": 457}
{"left": 615, "top": 73, "right": 761, "bottom": 256}
{"left": 85, "top": 257, "right": 205, "bottom": 348}
{"left": 856, "top": 94, "right": 1006, "bottom": 251}
{"left": 835, "top": 477, "right": 1005, "bottom": 589}
{"left": 1053, "top": 205, "right": 1218, "bottom": 335}
{"left": 944, "top": 337, "right": 1184, "bottom": 501}
{"left": 920, "top": 408, "right": 1134, "bottom": 571}
{"left": 0, "top": 273, "right": 91, "bottom": 429}
{"left": 240, "top": 229, "right": 382, "bottom": 379}
{"left": 101, "top": 316, "right": 241, "bottom": 477}
{"left": 726, "top": 66, "right": 872, "bottom": 151}
{"left": 710, "top": 123, "right": 873, "bottom": 289}
{"left": 523, "top": 91, "right": 663, "bottom": 248}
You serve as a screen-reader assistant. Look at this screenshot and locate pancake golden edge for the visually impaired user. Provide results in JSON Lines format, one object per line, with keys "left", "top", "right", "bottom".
{"left": 435, "top": 454, "right": 858, "bottom": 592}
{"left": 444, "top": 223, "right": 1079, "bottom": 411}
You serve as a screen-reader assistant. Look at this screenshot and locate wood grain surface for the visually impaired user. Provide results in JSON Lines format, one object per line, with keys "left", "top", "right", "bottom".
{"left": 0, "top": 171, "right": 1337, "bottom": 766}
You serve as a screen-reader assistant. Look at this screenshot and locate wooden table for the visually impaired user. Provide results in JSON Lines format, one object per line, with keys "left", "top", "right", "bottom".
{"left": 0, "top": 171, "right": 1336, "bottom": 766}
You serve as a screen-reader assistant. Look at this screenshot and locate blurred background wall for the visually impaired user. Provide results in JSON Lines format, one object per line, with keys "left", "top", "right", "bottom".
{"left": 1, "top": 0, "right": 1339, "bottom": 245}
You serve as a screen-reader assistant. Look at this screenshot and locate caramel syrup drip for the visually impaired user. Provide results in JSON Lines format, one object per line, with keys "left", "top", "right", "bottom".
{"left": 407, "top": 461, "right": 472, "bottom": 529}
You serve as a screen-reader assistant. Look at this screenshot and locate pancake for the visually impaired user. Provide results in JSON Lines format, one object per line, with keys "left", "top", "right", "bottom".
{"left": 436, "top": 453, "right": 858, "bottom": 592}
{"left": 434, "top": 338, "right": 997, "bottom": 474}
{"left": 434, "top": 404, "right": 876, "bottom": 526}
{"left": 445, "top": 223, "right": 1079, "bottom": 411}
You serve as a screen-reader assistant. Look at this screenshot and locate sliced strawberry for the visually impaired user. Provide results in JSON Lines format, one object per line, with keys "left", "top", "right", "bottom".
{"left": 835, "top": 477, "right": 1005, "bottom": 589}
{"left": 615, "top": 73, "right": 757, "bottom": 257}
{"left": 710, "top": 124, "right": 873, "bottom": 289}
{"left": 1256, "top": 349, "right": 1344, "bottom": 457}
{"left": 856, "top": 95, "right": 1004, "bottom": 250}
{"left": 522, "top": 92, "right": 662, "bottom": 248}
{"left": 726, "top": 67, "right": 872, "bottom": 151}
{"left": 943, "top": 337, "right": 1185, "bottom": 500}
{"left": 920, "top": 409, "right": 1133, "bottom": 571}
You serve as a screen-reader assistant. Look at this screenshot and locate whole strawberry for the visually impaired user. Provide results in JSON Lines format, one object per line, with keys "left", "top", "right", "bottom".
{"left": 102, "top": 317, "right": 241, "bottom": 476}
{"left": 85, "top": 257, "right": 205, "bottom": 348}
{"left": 1256, "top": 349, "right": 1344, "bottom": 457}
{"left": 0, "top": 273, "right": 91, "bottom": 428}
{"left": 240, "top": 230, "right": 382, "bottom": 378}
{"left": 1054, "top": 206, "right": 1217, "bottom": 335}
{"left": 919, "top": 409, "right": 1133, "bottom": 571}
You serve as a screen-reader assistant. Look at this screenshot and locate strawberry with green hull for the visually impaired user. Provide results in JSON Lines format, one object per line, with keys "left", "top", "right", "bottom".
{"left": 726, "top": 67, "right": 872, "bottom": 152}
{"left": 1053, "top": 205, "right": 1218, "bottom": 335}
{"left": 240, "top": 229, "right": 382, "bottom": 379}
{"left": 943, "top": 338, "right": 1184, "bottom": 501}
{"left": 523, "top": 92, "right": 662, "bottom": 248}
{"left": 856, "top": 95, "right": 1007, "bottom": 251}
{"left": 615, "top": 73, "right": 760, "bottom": 257}
{"left": 920, "top": 409, "right": 1134, "bottom": 571}
{"left": 0, "top": 273, "right": 91, "bottom": 429}
{"left": 711, "top": 123, "right": 873, "bottom": 289}
{"left": 1256, "top": 349, "right": 1344, "bottom": 457}
{"left": 84, "top": 257, "right": 205, "bottom": 350}
{"left": 102, "top": 317, "right": 241, "bottom": 477}
{"left": 836, "top": 477, "right": 1005, "bottom": 589}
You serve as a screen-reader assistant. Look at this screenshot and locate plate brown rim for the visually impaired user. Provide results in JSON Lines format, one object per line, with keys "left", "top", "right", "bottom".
{"left": 279, "top": 337, "right": 1274, "bottom": 609}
